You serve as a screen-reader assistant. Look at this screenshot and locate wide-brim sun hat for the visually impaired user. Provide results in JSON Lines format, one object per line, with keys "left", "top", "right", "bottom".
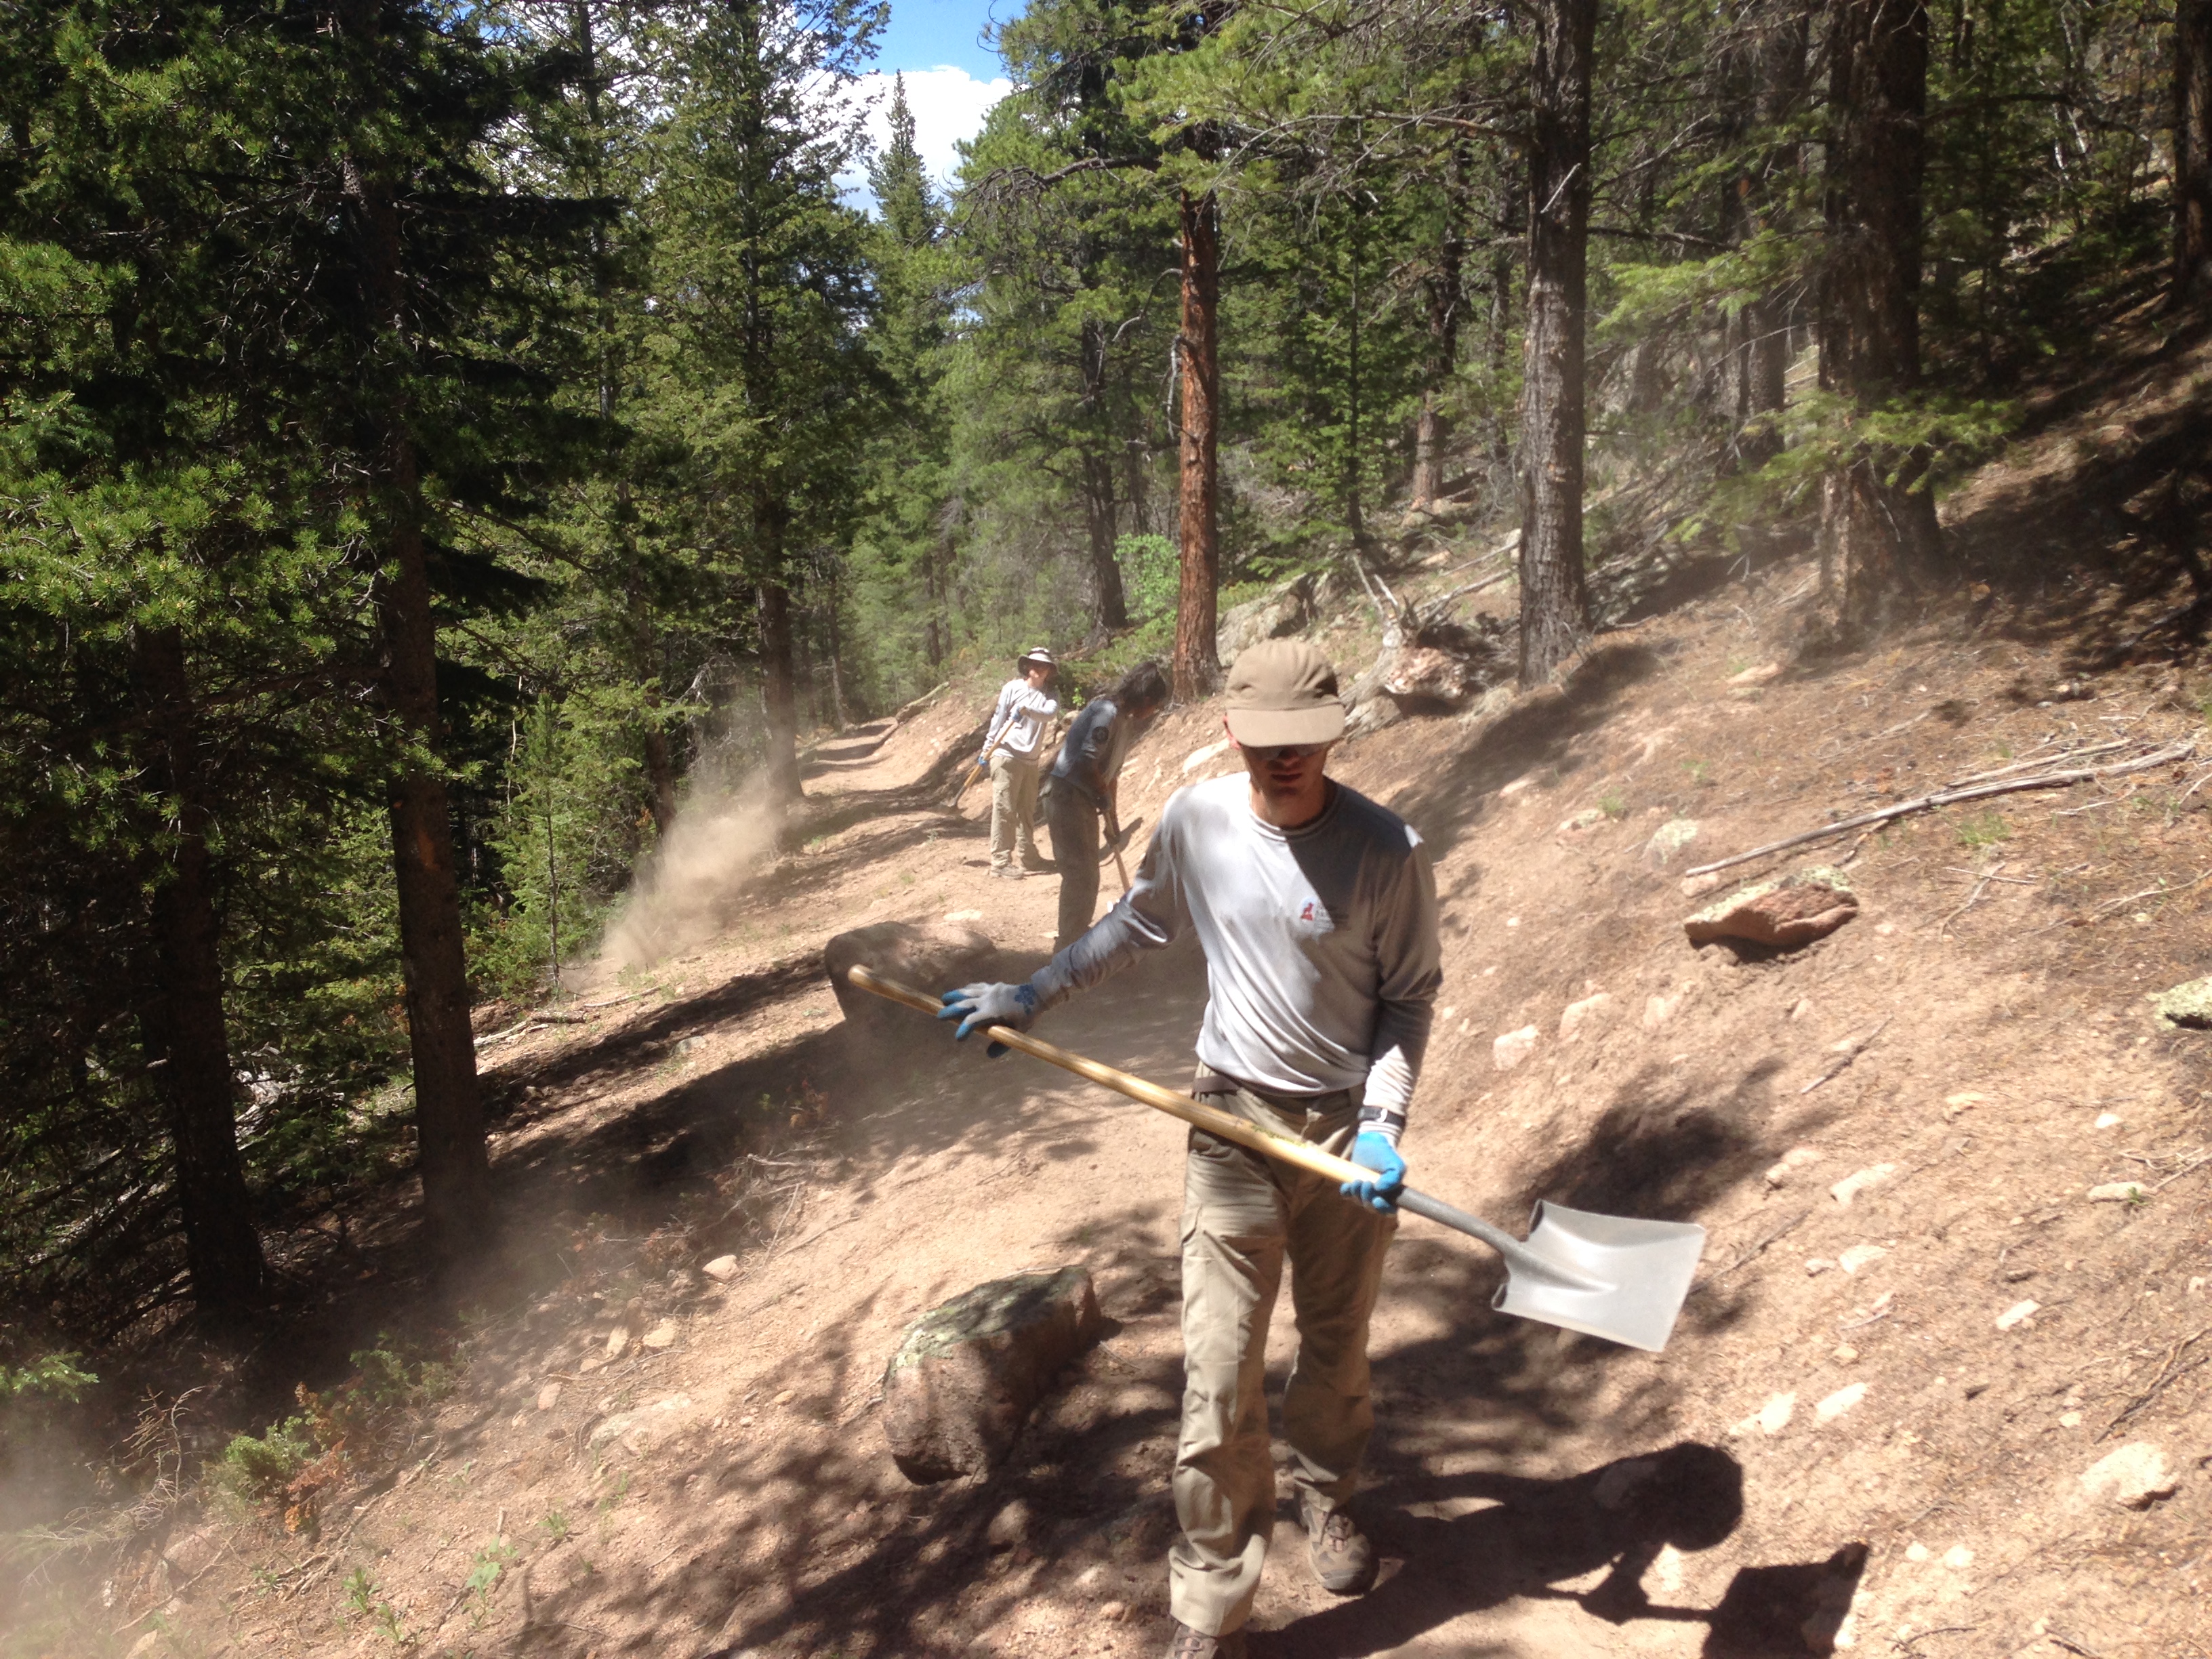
{"left": 1018, "top": 646, "right": 1056, "bottom": 669}
{"left": 1223, "top": 638, "right": 1346, "bottom": 747}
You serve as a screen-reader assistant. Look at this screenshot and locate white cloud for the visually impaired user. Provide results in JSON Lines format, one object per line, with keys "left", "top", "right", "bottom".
{"left": 840, "top": 65, "right": 1010, "bottom": 203}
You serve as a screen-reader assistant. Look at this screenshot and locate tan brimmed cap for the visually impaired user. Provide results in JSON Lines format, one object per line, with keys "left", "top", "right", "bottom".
{"left": 1018, "top": 645, "right": 1056, "bottom": 669}
{"left": 1223, "top": 639, "right": 1345, "bottom": 747}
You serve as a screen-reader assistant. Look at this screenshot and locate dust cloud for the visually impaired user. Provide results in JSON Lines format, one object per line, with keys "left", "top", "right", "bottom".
{"left": 592, "top": 769, "right": 787, "bottom": 975}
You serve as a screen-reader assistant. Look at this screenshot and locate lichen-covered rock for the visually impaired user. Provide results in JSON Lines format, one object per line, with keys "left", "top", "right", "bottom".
{"left": 2150, "top": 975, "right": 2212, "bottom": 1030}
{"left": 1216, "top": 575, "right": 1315, "bottom": 660}
{"left": 826, "top": 921, "right": 998, "bottom": 1037}
{"left": 1380, "top": 645, "right": 1475, "bottom": 708}
{"left": 881, "top": 1267, "right": 1105, "bottom": 1483}
{"left": 1685, "top": 866, "right": 1858, "bottom": 949}
{"left": 1644, "top": 819, "right": 1700, "bottom": 867}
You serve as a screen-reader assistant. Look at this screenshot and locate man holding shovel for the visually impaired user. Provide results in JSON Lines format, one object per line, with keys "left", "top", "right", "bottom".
{"left": 1044, "top": 659, "right": 1169, "bottom": 950}
{"left": 939, "top": 639, "right": 1440, "bottom": 1659}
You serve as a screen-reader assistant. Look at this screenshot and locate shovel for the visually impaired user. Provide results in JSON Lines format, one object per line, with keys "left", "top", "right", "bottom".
{"left": 844, "top": 966, "right": 1707, "bottom": 1353}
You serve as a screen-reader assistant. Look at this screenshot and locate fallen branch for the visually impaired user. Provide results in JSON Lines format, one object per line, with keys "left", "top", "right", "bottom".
{"left": 1685, "top": 741, "right": 2198, "bottom": 878}
{"left": 1937, "top": 862, "right": 2005, "bottom": 937}
{"left": 2096, "top": 1324, "right": 2212, "bottom": 1441}
{"left": 474, "top": 1012, "right": 589, "bottom": 1048}
{"left": 1896, "top": 1625, "right": 1980, "bottom": 1651}
{"left": 1799, "top": 1017, "right": 1892, "bottom": 1096}
{"left": 1715, "top": 1206, "right": 1810, "bottom": 1277}
{"left": 2088, "top": 868, "right": 2212, "bottom": 916}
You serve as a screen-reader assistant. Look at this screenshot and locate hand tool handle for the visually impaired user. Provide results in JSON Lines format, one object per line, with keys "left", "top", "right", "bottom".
{"left": 844, "top": 964, "right": 1595, "bottom": 1283}
{"left": 847, "top": 964, "right": 1372, "bottom": 1187}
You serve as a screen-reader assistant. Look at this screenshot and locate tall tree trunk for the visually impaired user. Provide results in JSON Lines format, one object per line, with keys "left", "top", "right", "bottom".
{"left": 1517, "top": 0, "right": 1597, "bottom": 684}
{"left": 924, "top": 522, "right": 950, "bottom": 671}
{"left": 756, "top": 549, "right": 803, "bottom": 802}
{"left": 1819, "top": 0, "right": 1941, "bottom": 633}
{"left": 1080, "top": 316, "right": 1131, "bottom": 635}
{"left": 1411, "top": 220, "right": 1464, "bottom": 508}
{"left": 131, "top": 626, "right": 266, "bottom": 1316}
{"left": 827, "top": 592, "right": 849, "bottom": 734}
{"left": 1083, "top": 449, "right": 1129, "bottom": 636}
{"left": 2179, "top": 0, "right": 2212, "bottom": 302}
{"left": 640, "top": 668, "right": 678, "bottom": 837}
{"left": 1740, "top": 0, "right": 1811, "bottom": 464}
{"left": 340, "top": 146, "right": 489, "bottom": 1258}
{"left": 1174, "top": 188, "right": 1222, "bottom": 700}
{"left": 1485, "top": 165, "right": 1522, "bottom": 509}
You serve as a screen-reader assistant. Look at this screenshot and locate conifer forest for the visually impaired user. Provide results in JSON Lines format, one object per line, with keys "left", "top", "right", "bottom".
{"left": 1, "top": 0, "right": 2208, "bottom": 1624}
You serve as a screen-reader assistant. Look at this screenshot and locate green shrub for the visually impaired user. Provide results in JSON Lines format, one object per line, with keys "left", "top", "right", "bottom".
{"left": 213, "top": 1416, "right": 316, "bottom": 1503}
{"left": 0, "top": 1353, "right": 96, "bottom": 1403}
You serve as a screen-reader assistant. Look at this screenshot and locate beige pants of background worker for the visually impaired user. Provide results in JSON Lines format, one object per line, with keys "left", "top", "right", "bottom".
{"left": 988, "top": 749, "right": 1042, "bottom": 871}
{"left": 1171, "top": 1082, "right": 1395, "bottom": 1637}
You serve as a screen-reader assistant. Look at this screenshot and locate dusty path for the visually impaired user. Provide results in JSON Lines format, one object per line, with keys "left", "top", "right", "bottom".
{"left": 145, "top": 554, "right": 2212, "bottom": 1659}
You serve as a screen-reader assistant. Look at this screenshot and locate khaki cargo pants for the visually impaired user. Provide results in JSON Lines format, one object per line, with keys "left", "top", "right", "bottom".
{"left": 1170, "top": 1079, "right": 1395, "bottom": 1637}
{"left": 988, "top": 749, "right": 1041, "bottom": 871}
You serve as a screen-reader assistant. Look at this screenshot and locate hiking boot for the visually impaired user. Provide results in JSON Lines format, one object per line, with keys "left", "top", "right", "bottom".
{"left": 1163, "top": 1620, "right": 1246, "bottom": 1659}
{"left": 1021, "top": 856, "right": 1057, "bottom": 874}
{"left": 1300, "top": 1492, "right": 1375, "bottom": 1595}
{"left": 990, "top": 865, "right": 1026, "bottom": 880}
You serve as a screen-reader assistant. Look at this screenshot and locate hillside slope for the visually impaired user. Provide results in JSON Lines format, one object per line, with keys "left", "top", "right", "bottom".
{"left": 85, "top": 401, "right": 2212, "bottom": 1658}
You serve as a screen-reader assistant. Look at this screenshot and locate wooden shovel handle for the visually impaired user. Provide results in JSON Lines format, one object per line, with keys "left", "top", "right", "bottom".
{"left": 844, "top": 964, "right": 1371, "bottom": 1189}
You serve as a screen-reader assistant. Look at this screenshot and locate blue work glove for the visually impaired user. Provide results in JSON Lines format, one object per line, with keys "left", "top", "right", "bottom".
{"left": 1340, "top": 1132, "right": 1407, "bottom": 1214}
{"left": 937, "top": 981, "right": 1039, "bottom": 1058}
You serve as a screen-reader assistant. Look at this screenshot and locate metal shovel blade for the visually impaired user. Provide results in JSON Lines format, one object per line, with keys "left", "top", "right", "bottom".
{"left": 1494, "top": 1202, "right": 1707, "bottom": 1353}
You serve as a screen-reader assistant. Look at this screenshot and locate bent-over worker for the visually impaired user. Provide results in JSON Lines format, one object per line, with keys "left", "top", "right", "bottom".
{"left": 939, "top": 639, "right": 1441, "bottom": 1659}
{"left": 1044, "top": 659, "right": 1169, "bottom": 950}
{"left": 977, "top": 647, "right": 1059, "bottom": 879}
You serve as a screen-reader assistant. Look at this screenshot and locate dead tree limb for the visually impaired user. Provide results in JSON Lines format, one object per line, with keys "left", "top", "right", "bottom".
{"left": 1684, "top": 740, "right": 2199, "bottom": 878}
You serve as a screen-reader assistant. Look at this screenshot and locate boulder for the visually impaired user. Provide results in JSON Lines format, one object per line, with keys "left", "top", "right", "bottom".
{"left": 1216, "top": 575, "right": 1315, "bottom": 661}
{"left": 1685, "top": 866, "right": 1858, "bottom": 949}
{"left": 590, "top": 1393, "right": 698, "bottom": 1456}
{"left": 2151, "top": 975, "right": 2212, "bottom": 1030}
{"left": 1380, "top": 645, "right": 1476, "bottom": 708}
{"left": 881, "top": 1266, "right": 1105, "bottom": 1483}
{"left": 826, "top": 921, "right": 998, "bottom": 1038}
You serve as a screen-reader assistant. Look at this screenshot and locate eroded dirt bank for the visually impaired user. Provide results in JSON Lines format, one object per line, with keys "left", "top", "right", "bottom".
{"left": 91, "top": 532, "right": 2212, "bottom": 1658}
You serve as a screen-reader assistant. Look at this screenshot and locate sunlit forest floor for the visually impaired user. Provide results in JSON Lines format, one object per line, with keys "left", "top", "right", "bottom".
{"left": 16, "top": 318, "right": 2212, "bottom": 1659}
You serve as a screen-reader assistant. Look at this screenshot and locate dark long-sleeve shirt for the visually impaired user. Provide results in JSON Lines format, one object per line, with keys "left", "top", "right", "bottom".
{"left": 1047, "top": 696, "right": 1134, "bottom": 807}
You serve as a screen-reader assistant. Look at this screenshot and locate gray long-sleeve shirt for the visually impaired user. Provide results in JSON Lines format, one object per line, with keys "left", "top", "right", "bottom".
{"left": 983, "top": 677, "right": 1059, "bottom": 760}
{"left": 1029, "top": 774, "right": 1441, "bottom": 1134}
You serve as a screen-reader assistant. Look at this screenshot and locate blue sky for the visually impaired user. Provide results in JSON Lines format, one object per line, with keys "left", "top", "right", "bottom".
{"left": 841, "top": 0, "right": 1015, "bottom": 199}
{"left": 872, "top": 0, "right": 1007, "bottom": 81}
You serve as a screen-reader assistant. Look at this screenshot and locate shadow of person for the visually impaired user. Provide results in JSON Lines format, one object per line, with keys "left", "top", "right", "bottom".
{"left": 1261, "top": 1443, "right": 1865, "bottom": 1659}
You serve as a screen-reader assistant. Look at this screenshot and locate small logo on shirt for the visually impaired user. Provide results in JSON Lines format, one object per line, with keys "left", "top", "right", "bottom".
{"left": 1298, "top": 901, "right": 1316, "bottom": 922}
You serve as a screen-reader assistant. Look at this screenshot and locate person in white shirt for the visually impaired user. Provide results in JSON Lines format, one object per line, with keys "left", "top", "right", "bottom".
{"left": 977, "top": 647, "right": 1060, "bottom": 879}
{"left": 939, "top": 640, "right": 1441, "bottom": 1659}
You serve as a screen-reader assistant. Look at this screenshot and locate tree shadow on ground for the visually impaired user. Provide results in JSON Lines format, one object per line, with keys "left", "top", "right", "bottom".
{"left": 1384, "top": 641, "right": 1672, "bottom": 864}
{"left": 1946, "top": 382, "right": 2212, "bottom": 669}
{"left": 537, "top": 1025, "right": 1814, "bottom": 1657}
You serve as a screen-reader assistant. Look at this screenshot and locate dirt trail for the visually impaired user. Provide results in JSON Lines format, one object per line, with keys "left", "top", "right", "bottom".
{"left": 131, "top": 542, "right": 2212, "bottom": 1659}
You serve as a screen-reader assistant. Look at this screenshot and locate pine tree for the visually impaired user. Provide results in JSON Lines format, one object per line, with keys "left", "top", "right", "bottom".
{"left": 650, "top": 0, "right": 884, "bottom": 802}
